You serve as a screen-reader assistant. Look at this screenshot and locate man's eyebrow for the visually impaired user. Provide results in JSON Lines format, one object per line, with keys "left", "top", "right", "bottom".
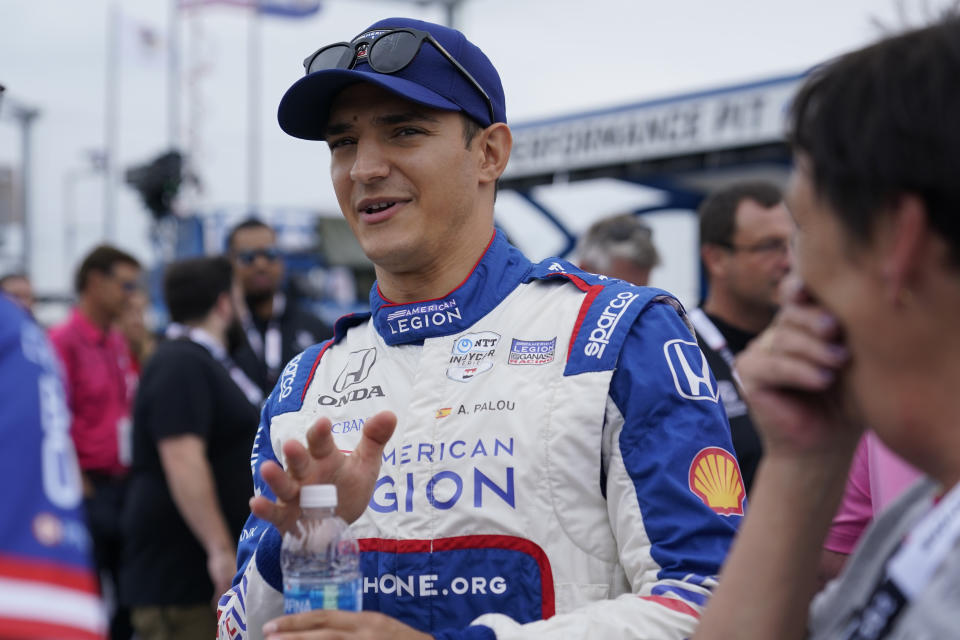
{"left": 373, "top": 111, "right": 441, "bottom": 126}
{"left": 324, "top": 121, "right": 355, "bottom": 138}
{"left": 324, "top": 111, "right": 441, "bottom": 138}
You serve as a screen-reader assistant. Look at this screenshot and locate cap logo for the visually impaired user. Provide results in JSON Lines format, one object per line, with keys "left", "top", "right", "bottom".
{"left": 688, "top": 447, "right": 745, "bottom": 516}
{"left": 352, "top": 29, "right": 391, "bottom": 44}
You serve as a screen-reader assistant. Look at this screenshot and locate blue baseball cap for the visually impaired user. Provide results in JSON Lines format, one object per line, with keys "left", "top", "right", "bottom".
{"left": 277, "top": 17, "right": 507, "bottom": 141}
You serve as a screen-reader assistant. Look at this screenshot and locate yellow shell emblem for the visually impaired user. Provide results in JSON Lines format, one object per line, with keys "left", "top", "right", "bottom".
{"left": 688, "top": 447, "right": 745, "bottom": 516}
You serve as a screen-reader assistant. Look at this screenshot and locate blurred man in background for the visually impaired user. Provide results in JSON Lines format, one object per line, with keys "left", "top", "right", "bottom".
{"left": 576, "top": 213, "right": 661, "bottom": 286}
{"left": 227, "top": 218, "right": 332, "bottom": 397}
{"left": 50, "top": 244, "right": 142, "bottom": 640}
{"left": 0, "top": 273, "right": 36, "bottom": 315}
{"left": 121, "top": 256, "right": 259, "bottom": 640}
{"left": 690, "top": 182, "right": 793, "bottom": 494}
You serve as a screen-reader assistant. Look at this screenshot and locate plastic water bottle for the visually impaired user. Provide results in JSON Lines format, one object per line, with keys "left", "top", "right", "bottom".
{"left": 281, "top": 484, "right": 361, "bottom": 613}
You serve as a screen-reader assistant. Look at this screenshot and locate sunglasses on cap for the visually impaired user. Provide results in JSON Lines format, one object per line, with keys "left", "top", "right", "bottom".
{"left": 235, "top": 247, "right": 281, "bottom": 265}
{"left": 302, "top": 27, "right": 496, "bottom": 125}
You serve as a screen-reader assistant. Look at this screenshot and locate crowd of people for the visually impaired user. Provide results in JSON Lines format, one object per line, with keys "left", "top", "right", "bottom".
{"left": 1, "top": 11, "right": 958, "bottom": 640}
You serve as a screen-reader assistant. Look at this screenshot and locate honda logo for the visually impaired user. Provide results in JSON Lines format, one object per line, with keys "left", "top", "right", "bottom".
{"left": 333, "top": 348, "right": 377, "bottom": 393}
{"left": 663, "top": 339, "right": 719, "bottom": 402}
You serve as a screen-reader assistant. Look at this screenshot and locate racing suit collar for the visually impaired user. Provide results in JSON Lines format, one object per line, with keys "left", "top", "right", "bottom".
{"left": 369, "top": 229, "right": 532, "bottom": 345}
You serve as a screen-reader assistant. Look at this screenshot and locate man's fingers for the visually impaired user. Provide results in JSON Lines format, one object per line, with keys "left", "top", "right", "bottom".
{"left": 740, "top": 349, "right": 836, "bottom": 393}
{"left": 264, "top": 610, "right": 360, "bottom": 633}
{"left": 773, "top": 326, "right": 849, "bottom": 369}
{"left": 250, "top": 494, "right": 287, "bottom": 528}
{"left": 354, "top": 411, "right": 397, "bottom": 464}
{"left": 304, "top": 417, "right": 339, "bottom": 461}
{"left": 776, "top": 301, "right": 842, "bottom": 342}
{"left": 283, "top": 437, "right": 317, "bottom": 483}
{"left": 260, "top": 459, "right": 300, "bottom": 503}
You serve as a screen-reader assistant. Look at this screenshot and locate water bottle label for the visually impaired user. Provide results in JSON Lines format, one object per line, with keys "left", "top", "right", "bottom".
{"left": 283, "top": 578, "right": 362, "bottom": 614}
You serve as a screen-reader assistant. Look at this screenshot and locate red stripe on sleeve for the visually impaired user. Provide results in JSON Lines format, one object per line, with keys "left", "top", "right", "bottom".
{"left": 639, "top": 595, "right": 701, "bottom": 619}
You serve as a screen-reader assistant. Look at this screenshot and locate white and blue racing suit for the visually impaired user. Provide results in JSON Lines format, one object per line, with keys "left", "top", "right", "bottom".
{"left": 218, "top": 231, "right": 744, "bottom": 639}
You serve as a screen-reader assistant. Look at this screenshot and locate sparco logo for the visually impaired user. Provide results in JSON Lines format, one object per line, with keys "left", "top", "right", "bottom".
{"left": 333, "top": 348, "right": 377, "bottom": 393}
{"left": 584, "top": 291, "right": 640, "bottom": 359}
{"left": 278, "top": 353, "right": 302, "bottom": 400}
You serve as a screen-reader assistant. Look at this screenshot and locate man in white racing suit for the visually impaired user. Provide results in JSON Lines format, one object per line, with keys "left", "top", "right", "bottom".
{"left": 217, "top": 16, "right": 744, "bottom": 640}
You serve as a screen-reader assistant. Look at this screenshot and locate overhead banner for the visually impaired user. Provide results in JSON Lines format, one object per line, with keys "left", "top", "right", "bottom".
{"left": 503, "top": 74, "right": 804, "bottom": 180}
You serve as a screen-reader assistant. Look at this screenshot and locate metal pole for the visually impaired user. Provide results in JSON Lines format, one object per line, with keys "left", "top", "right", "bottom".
{"left": 247, "top": 8, "right": 262, "bottom": 216}
{"left": 104, "top": 2, "right": 120, "bottom": 242}
{"left": 63, "top": 170, "right": 78, "bottom": 270}
{"left": 18, "top": 108, "right": 39, "bottom": 276}
{"left": 167, "top": 0, "right": 181, "bottom": 149}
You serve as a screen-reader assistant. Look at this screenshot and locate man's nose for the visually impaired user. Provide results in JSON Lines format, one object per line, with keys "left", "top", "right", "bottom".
{"left": 350, "top": 140, "right": 390, "bottom": 183}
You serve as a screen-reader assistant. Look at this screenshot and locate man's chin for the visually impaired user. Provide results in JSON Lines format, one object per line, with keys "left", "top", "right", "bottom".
{"left": 244, "top": 291, "right": 274, "bottom": 307}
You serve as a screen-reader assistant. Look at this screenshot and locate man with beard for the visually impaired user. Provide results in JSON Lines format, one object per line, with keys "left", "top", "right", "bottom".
{"left": 689, "top": 182, "right": 794, "bottom": 493}
{"left": 228, "top": 218, "right": 333, "bottom": 396}
{"left": 121, "top": 257, "right": 261, "bottom": 640}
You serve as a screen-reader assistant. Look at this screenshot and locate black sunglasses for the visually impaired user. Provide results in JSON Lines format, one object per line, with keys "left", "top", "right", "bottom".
{"left": 235, "top": 247, "right": 281, "bottom": 265}
{"left": 302, "top": 27, "right": 495, "bottom": 125}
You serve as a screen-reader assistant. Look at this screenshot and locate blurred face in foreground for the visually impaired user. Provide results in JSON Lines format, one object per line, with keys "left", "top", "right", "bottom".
{"left": 785, "top": 157, "right": 913, "bottom": 443}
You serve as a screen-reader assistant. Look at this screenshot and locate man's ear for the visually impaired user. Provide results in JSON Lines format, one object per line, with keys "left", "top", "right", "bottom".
{"left": 701, "top": 243, "right": 730, "bottom": 280}
{"left": 881, "top": 194, "right": 930, "bottom": 306}
{"left": 477, "top": 123, "right": 512, "bottom": 184}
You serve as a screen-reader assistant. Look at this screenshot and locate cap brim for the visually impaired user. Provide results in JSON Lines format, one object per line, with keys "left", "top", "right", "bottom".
{"left": 278, "top": 68, "right": 463, "bottom": 141}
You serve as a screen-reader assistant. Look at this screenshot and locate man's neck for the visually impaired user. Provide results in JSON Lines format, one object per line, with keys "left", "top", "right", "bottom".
{"left": 375, "top": 229, "right": 495, "bottom": 304}
{"left": 702, "top": 293, "right": 774, "bottom": 335}
{"left": 187, "top": 316, "right": 227, "bottom": 349}
{"left": 249, "top": 293, "right": 275, "bottom": 321}
{"left": 77, "top": 296, "right": 112, "bottom": 331}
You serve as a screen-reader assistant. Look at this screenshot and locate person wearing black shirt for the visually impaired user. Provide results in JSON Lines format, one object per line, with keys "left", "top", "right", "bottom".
{"left": 691, "top": 182, "right": 794, "bottom": 494}
{"left": 226, "top": 218, "right": 333, "bottom": 396}
{"left": 121, "top": 257, "right": 260, "bottom": 640}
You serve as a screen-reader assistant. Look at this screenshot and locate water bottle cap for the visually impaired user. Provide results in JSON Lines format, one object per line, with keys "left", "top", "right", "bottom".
{"left": 300, "top": 484, "right": 337, "bottom": 508}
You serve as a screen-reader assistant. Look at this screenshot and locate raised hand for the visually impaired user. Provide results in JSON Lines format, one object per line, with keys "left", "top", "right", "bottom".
{"left": 251, "top": 410, "right": 397, "bottom": 535}
{"left": 735, "top": 276, "right": 861, "bottom": 458}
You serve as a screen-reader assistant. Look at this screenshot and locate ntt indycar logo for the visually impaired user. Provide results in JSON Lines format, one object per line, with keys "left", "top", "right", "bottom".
{"left": 386, "top": 299, "right": 462, "bottom": 335}
{"left": 584, "top": 291, "right": 640, "bottom": 359}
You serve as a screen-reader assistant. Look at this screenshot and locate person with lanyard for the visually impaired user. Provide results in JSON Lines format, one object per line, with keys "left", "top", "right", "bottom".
{"left": 216, "top": 16, "right": 742, "bottom": 640}
{"left": 120, "top": 257, "right": 261, "bottom": 640}
{"left": 227, "top": 218, "right": 333, "bottom": 397}
{"left": 49, "top": 244, "right": 142, "bottom": 640}
{"left": 694, "top": 16, "right": 960, "bottom": 640}
{"left": 690, "top": 181, "right": 794, "bottom": 494}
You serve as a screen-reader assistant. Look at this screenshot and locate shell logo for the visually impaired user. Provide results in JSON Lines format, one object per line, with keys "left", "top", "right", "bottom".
{"left": 688, "top": 447, "right": 745, "bottom": 516}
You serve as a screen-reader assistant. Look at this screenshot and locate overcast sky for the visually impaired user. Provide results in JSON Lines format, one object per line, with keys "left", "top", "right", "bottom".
{"left": 1, "top": 0, "right": 954, "bottom": 295}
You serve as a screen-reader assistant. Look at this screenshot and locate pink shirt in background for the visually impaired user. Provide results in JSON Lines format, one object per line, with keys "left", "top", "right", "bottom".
{"left": 824, "top": 432, "right": 922, "bottom": 554}
{"left": 49, "top": 308, "right": 138, "bottom": 476}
